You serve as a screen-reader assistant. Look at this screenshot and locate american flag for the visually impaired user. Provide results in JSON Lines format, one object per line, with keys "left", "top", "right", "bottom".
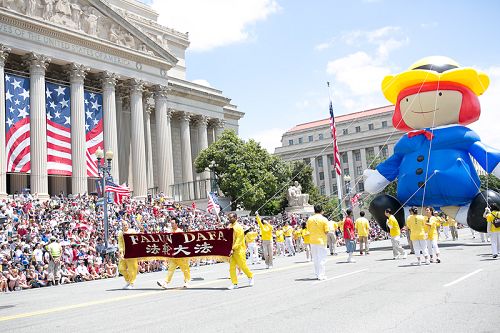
{"left": 350, "top": 193, "right": 362, "bottom": 206}
{"left": 84, "top": 91, "right": 103, "bottom": 177}
{"left": 207, "top": 191, "right": 220, "bottom": 215}
{"left": 46, "top": 82, "right": 72, "bottom": 176}
{"left": 329, "top": 101, "right": 342, "bottom": 176}
{"left": 106, "top": 181, "right": 131, "bottom": 205}
{"left": 5, "top": 74, "right": 30, "bottom": 173}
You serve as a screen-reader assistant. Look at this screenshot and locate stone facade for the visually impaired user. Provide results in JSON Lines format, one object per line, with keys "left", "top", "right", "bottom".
{"left": 275, "top": 106, "right": 399, "bottom": 205}
{"left": 0, "top": 0, "right": 244, "bottom": 199}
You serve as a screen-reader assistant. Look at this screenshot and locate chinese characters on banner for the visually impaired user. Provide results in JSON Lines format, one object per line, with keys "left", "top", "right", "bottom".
{"left": 122, "top": 229, "right": 234, "bottom": 260}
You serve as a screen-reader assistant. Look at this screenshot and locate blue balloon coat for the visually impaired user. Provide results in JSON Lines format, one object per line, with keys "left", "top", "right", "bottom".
{"left": 376, "top": 125, "right": 500, "bottom": 207}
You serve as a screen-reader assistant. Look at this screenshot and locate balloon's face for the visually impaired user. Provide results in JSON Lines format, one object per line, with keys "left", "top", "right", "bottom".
{"left": 399, "top": 90, "right": 462, "bottom": 129}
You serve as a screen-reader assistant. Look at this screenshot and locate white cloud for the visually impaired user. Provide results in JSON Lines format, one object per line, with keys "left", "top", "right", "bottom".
{"left": 192, "top": 79, "right": 212, "bottom": 87}
{"left": 244, "top": 127, "right": 286, "bottom": 153}
{"left": 471, "top": 66, "right": 500, "bottom": 146}
{"left": 151, "top": 0, "right": 280, "bottom": 51}
{"left": 420, "top": 22, "right": 438, "bottom": 29}
{"left": 327, "top": 51, "right": 391, "bottom": 95}
{"left": 314, "top": 42, "right": 332, "bottom": 51}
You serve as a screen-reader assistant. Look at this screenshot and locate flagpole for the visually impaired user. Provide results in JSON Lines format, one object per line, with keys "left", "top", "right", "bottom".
{"left": 327, "top": 82, "right": 344, "bottom": 220}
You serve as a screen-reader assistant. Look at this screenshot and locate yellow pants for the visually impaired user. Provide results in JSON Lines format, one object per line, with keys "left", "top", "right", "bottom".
{"left": 166, "top": 258, "right": 191, "bottom": 283}
{"left": 118, "top": 259, "right": 138, "bottom": 284}
{"left": 229, "top": 251, "right": 253, "bottom": 285}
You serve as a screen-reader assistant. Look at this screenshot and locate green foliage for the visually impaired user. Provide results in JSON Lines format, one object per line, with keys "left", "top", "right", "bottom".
{"left": 480, "top": 174, "right": 500, "bottom": 192}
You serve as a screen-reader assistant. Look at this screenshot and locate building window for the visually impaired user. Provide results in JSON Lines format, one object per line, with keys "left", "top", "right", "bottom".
{"left": 366, "top": 147, "right": 375, "bottom": 159}
{"left": 355, "top": 126, "right": 361, "bottom": 133}
{"left": 331, "top": 184, "right": 338, "bottom": 194}
{"left": 317, "top": 157, "right": 323, "bottom": 167}
{"left": 320, "top": 185, "right": 325, "bottom": 195}
{"left": 331, "top": 170, "right": 336, "bottom": 178}
{"left": 354, "top": 151, "right": 361, "bottom": 161}
{"left": 304, "top": 158, "right": 310, "bottom": 165}
{"left": 368, "top": 123, "right": 374, "bottom": 130}
{"left": 358, "top": 181, "right": 365, "bottom": 192}
{"left": 343, "top": 128, "right": 348, "bottom": 135}
{"left": 288, "top": 139, "right": 293, "bottom": 145}
{"left": 356, "top": 166, "right": 363, "bottom": 175}
{"left": 318, "top": 133, "right": 324, "bottom": 140}
{"left": 344, "top": 168, "right": 349, "bottom": 176}
{"left": 382, "top": 121, "right": 388, "bottom": 128}
{"left": 319, "top": 172, "right": 324, "bottom": 181}
{"left": 342, "top": 153, "right": 348, "bottom": 163}
{"left": 308, "top": 135, "right": 313, "bottom": 142}
{"left": 298, "top": 137, "right": 303, "bottom": 144}
{"left": 327, "top": 154, "right": 333, "bottom": 165}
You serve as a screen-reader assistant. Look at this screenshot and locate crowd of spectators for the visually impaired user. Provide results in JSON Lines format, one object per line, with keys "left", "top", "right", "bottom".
{"left": 0, "top": 191, "right": 394, "bottom": 293}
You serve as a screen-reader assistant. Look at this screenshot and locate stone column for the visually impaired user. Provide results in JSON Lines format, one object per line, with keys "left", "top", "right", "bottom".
{"left": 0, "top": 45, "right": 10, "bottom": 198}
{"left": 214, "top": 118, "right": 225, "bottom": 140}
{"left": 69, "top": 63, "right": 89, "bottom": 195}
{"left": 129, "top": 79, "right": 147, "bottom": 199}
{"left": 322, "top": 154, "right": 331, "bottom": 196}
{"left": 154, "top": 86, "right": 174, "bottom": 196}
{"left": 102, "top": 71, "right": 119, "bottom": 182}
{"left": 310, "top": 157, "right": 317, "bottom": 187}
{"left": 197, "top": 115, "right": 210, "bottom": 180}
{"left": 179, "top": 112, "right": 194, "bottom": 199}
{"left": 360, "top": 148, "right": 368, "bottom": 172}
{"left": 144, "top": 101, "right": 154, "bottom": 192}
{"left": 25, "top": 53, "right": 51, "bottom": 199}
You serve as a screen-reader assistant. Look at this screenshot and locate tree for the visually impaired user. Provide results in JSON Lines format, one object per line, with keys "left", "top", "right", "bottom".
{"left": 480, "top": 174, "right": 500, "bottom": 192}
{"left": 195, "top": 130, "right": 291, "bottom": 215}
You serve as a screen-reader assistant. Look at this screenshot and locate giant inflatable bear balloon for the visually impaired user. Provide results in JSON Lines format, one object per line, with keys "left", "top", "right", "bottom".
{"left": 364, "top": 56, "right": 500, "bottom": 232}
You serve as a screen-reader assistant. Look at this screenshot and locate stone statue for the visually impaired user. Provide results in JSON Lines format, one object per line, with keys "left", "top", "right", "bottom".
{"left": 108, "top": 24, "right": 120, "bottom": 44}
{"left": 25, "top": 0, "right": 37, "bottom": 17}
{"left": 42, "top": 0, "right": 54, "bottom": 21}
{"left": 287, "top": 181, "right": 310, "bottom": 207}
{"left": 55, "top": 0, "right": 71, "bottom": 17}
{"left": 70, "top": 1, "right": 82, "bottom": 30}
{"left": 83, "top": 7, "right": 98, "bottom": 36}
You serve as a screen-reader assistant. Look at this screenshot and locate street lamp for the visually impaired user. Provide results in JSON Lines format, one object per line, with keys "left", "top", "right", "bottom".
{"left": 95, "top": 147, "right": 113, "bottom": 254}
{"left": 344, "top": 175, "right": 351, "bottom": 209}
{"left": 209, "top": 161, "right": 218, "bottom": 194}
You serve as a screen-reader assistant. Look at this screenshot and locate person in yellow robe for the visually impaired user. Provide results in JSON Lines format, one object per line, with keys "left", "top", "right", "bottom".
{"left": 245, "top": 227, "right": 259, "bottom": 265}
{"left": 301, "top": 222, "right": 311, "bottom": 261}
{"left": 227, "top": 213, "right": 254, "bottom": 289}
{"left": 354, "top": 211, "right": 370, "bottom": 255}
{"left": 425, "top": 207, "right": 441, "bottom": 263}
{"left": 384, "top": 208, "right": 407, "bottom": 259}
{"left": 275, "top": 226, "right": 285, "bottom": 256}
{"left": 118, "top": 221, "right": 139, "bottom": 289}
{"left": 157, "top": 220, "right": 191, "bottom": 289}
{"left": 256, "top": 214, "right": 274, "bottom": 268}
{"left": 283, "top": 222, "right": 295, "bottom": 256}
{"left": 484, "top": 204, "right": 500, "bottom": 258}
{"left": 406, "top": 207, "right": 430, "bottom": 265}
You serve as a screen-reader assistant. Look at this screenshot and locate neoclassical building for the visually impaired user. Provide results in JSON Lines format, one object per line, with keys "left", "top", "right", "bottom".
{"left": 0, "top": 0, "right": 243, "bottom": 200}
{"left": 275, "top": 106, "right": 399, "bottom": 203}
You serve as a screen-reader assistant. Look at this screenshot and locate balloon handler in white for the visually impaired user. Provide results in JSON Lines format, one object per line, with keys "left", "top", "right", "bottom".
{"left": 364, "top": 56, "right": 500, "bottom": 232}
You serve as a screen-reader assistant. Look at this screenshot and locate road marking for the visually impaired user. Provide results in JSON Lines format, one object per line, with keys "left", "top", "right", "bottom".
{"left": 0, "top": 255, "right": 347, "bottom": 322}
{"left": 313, "top": 268, "right": 368, "bottom": 284}
{"left": 443, "top": 269, "right": 483, "bottom": 288}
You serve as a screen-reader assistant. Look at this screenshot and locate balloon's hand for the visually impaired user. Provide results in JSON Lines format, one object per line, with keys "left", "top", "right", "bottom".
{"left": 363, "top": 169, "right": 390, "bottom": 194}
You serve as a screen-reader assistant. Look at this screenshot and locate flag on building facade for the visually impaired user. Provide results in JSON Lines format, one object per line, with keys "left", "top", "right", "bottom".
{"left": 328, "top": 101, "right": 342, "bottom": 176}
{"left": 207, "top": 191, "right": 220, "bottom": 215}
{"left": 84, "top": 91, "right": 103, "bottom": 177}
{"left": 46, "top": 82, "right": 72, "bottom": 176}
{"left": 5, "top": 74, "right": 30, "bottom": 173}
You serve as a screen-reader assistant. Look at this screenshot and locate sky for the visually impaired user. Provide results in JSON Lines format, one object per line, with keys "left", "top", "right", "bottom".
{"left": 143, "top": 0, "right": 500, "bottom": 153}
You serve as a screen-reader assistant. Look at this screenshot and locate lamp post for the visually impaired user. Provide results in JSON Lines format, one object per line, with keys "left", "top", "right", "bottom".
{"left": 344, "top": 175, "right": 351, "bottom": 209}
{"left": 95, "top": 147, "right": 114, "bottom": 253}
{"left": 209, "top": 161, "right": 218, "bottom": 194}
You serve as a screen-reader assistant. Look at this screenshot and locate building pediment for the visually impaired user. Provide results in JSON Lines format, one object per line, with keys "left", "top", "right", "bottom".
{"left": 0, "top": 0, "right": 178, "bottom": 66}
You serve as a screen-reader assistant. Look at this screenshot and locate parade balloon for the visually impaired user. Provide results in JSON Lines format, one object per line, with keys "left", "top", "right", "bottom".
{"left": 368, "top": 194, "right": 405, "bottom": 233}
{"left": 364, "top": 56, "right": 500, "bottom": 231}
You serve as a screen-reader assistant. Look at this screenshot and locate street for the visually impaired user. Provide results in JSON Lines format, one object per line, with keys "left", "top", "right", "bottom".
{"left": 1, "top": 229, "right": 499, "bottom": 333}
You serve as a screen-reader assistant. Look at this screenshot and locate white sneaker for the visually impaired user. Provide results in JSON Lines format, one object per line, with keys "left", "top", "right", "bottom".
{"left": 266, "top": 265, "right": 269, "bottom": 269}
{"left": 318, "top": 276, "right": 327, "bottom": 281}
{"left": 269, "top": 265, "right": 273, "bottom": 269}
{"left": 402, "top": 252, "right": 408, "bottom": 259}
{"left": 122, "top": 283, "right": 130, "bottom": 290}
{"left": 127, "top": 284, "right": 134, "bottom": 289}
{"left": 425, "top": 260, "right": 431, "bottom": 265}
{"left": 227, "top": 284, "right": 238, "bottom": 290}
{"left": 157, "top": 280, "right": 169, "bottom": 289}
{"left": 248, "top": 278, "right": 254, "bottom": 287}
{"left": 183, "top": 282, "right": 189, "bottom": 288}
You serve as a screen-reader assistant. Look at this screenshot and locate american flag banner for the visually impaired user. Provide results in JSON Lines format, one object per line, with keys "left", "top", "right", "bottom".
{"left": 46, "top": 82, "right": 72, "bottom": 176}
{"left": 207, "top": 191, "right": 220, "bottom": 215}
{"left": 350, "top": 193, "right": 362, "bottom": 206}
{"left": 106, "top": 181, "right": 131, "bottom": 205}
{"left": 5, "top": 73, "right": 30, "bottom": 173}
{"left": 84, "top": 91, "right": 103, "bottom": 177}
{"left": 329, "top": 101, "right": 342, "bottom": 176}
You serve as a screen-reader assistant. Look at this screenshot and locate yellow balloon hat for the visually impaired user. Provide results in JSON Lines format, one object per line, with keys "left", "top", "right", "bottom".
{"left": 381, "top": 56, "right": 490, "bottom": 104}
